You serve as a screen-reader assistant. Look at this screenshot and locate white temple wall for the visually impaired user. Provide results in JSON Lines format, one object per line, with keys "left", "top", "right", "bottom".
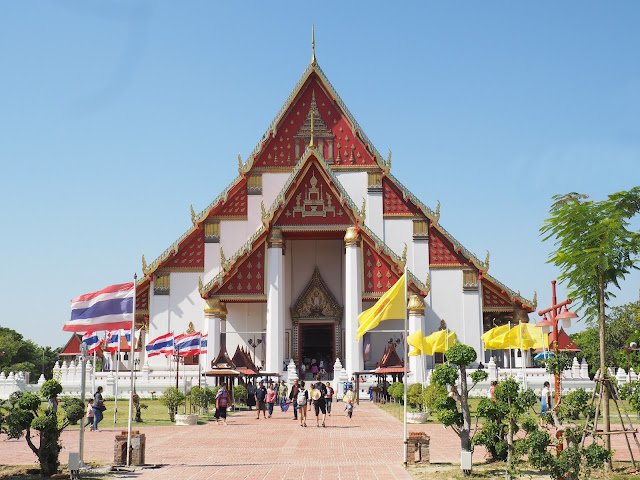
{"left": 168, "top": 272, "right": 204, "bottom": 334}
{"left": 262, "top": 172, "right": 290, "bottom": 209}
{"left": 367, "top": 190, "right": 384, "bottom": 239}
{"left": 383, "top": 218, "right": 413, "bottom": 259}
{"left": 148, "top": 283, "right": 172, "bottom": 370}
{"left": 462, "top": 288, "right": 483, "bottom": 360}
{"left": 247, "top": 195, "right": 263, "bottom": 238}
{"left": 219, "top": 220, "right": 251, "bottom": 259}
{"left": 411, "top": 240, "right": 430, "bottom": 287}
{"left": 335, "top": 171, "right": 368, "bottom": 215}
{"left": 427, "top": 268, "right": 464, "bottom": 335}
{"left": 203, "top": 243, "right": 222, "bottom": 284}
{"left": 226, "top": 302, "right": 267, "bottom": 368}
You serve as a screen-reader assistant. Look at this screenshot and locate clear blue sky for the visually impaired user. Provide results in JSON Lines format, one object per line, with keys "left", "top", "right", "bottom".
{"left": 1, "top": 1, "right": 639, "bottom": 349}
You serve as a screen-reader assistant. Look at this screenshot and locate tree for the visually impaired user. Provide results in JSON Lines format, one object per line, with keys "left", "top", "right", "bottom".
{"left": 540, "top": 187, "right": 640, "bottom": 458}
{"left": 0, "top": 327, "right": 62, "bottom": 380}
{"left": 431, "top": 343, "right": 488, "bottom": 475}
{"left": 2, "top": 380, "right": 83, "bottom": 476}
{"left": 159, "top": 387, "right": 186, "bottom": 421}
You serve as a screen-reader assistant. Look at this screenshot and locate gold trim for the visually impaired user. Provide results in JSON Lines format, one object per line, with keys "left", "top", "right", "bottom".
{"left": 483, "top": 307, "right": 515, "bottom": 313}
{"left": 430, "top": 264, "right": 468, "bottom": 270}
{"left": 218, "top": 294, "right": 267, "bottom": 303}
{"left": 344, "top": 227, "right": 361, "bottom": 247}
{"left": 163, "top": 266, "right": 205, "bottom": 273}
{"left": 408, "top": 294, "right": 425, "bottom": 313}
{"left": 212, "top": 215, "right": 248, "bottom": 221}
{"left": 268, "top": 228, "right": 284, "bottom": 248}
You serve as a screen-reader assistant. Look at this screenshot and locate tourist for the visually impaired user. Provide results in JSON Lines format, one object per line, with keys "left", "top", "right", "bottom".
{"left": 540, "top": 381, "right": 551, "bottom": 425}
{"left": 488, "top": 381, "right": 497, "bottom": 402}
{"left": 255, "top": 380, "right": 267, "bottom": 419}
{"left": 344, "top": 384, "right": 355, "bottom": 420}
{"left": 289, "top": 379, "right": 300, "bottom": 420}
{"left": 266, "top": 382, "right": 277, "bottom": 418}
{"left": 324, "top": 381, "right": 334, "bottom": 415}
{"left": 92, "top": 386, "right": 105, "bottom": 431}
{"left": 215, "top": 383, "right": 229, "bottom": 425}
{"left": 246, "top": 381, "right": 256, "bottom": 410}
{"left": 84, "top": 399, "right": 94, "bottom": 431}
{"left": 296, "top": 380, "right": 309, "bottom": 427}
{"left": 278, "top": 380, "right": 288, "bottom": 406}
{"left": 311, "top": 375, "right": 328, "bottom": 427}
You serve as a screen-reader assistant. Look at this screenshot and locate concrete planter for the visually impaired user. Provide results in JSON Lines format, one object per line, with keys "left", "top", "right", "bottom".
{"left": 406, "top": 412, "right": 429, "bottom": 424}
{"left": 175, "top": 414, "right": 198, "bottom": 425}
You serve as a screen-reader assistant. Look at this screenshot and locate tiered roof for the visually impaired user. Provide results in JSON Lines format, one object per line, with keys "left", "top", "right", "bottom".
{"left": 136, "top": 56, "right": 534, "bottom": 312}
{"left": 374, "top": 343, "right": 406, "bottom": 374}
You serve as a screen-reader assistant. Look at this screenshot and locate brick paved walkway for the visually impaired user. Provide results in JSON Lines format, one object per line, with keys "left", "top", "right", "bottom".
{"left": 2, "top": 403, "right": 638, "bottom": 479}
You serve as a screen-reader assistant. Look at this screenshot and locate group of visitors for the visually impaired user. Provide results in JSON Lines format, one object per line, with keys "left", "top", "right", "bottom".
{"left": 299, "top": 356, "right": 331, "bottom": 379}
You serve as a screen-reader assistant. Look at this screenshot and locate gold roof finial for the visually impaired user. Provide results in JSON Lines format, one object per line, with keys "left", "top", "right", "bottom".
{"left": 484, "top": 250, "right": 490, "bottom": 271}
{"left": 190, "top": 204, "right": 196, "bottom": 226}
{"left": 220, "top": 246, "right": 226, "bottom": 266}
{"left": 311, "top": 25, "right": 316, "bottom": 66}
{"left": 142, "top": 254, "right": 148, "bottom": 273}
{"left": 401, "top": 243, "right": 407, "bottom": 265}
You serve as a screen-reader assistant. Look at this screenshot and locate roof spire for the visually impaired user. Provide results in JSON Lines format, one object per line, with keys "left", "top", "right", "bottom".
{"left": 311, "top": 25, "right": 316, "bottom": 66}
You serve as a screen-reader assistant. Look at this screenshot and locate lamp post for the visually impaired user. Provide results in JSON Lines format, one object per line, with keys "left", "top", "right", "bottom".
{"left": 248, "top": 338, "right": 262, "bottom": 367}
{"left": 537, "top": 280, "right": 578, "bottom": 407}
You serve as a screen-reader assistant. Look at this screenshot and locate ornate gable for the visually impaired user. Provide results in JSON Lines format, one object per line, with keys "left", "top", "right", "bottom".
{"left": 482, "top": 279, "right": 514, "bottom": 312}
{"left": 136, "top": 282, "right": 149, "bottom": 314}
{"left": 273, "top": 160, "right": 354, "bottom": 229}
{"left": 382, "top": 177, "right": 419, "bottom": 216}
{"left": 163, "top": 230, "right": 204, "bottom": 271}
{"left": 251, "top": 75, "right": 378, "bottom": 172}
{"left": 429, "top": 228, "right": 467, "bottom": 267}
{"left": 208, "top": 182, "right": 247, "bottom": 220}
{"left": 362, "top": 239, "right": 402, "bottom": 298}
{"left": 213, "top": 240, "right": 266, "bottom": 301}
{"left": 291, "top": 267, "right": 343, "bottom": 320}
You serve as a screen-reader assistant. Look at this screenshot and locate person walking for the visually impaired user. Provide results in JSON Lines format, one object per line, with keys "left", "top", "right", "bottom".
{"left": 311, "top": 375, "right": 327, "bottom": 427}
{"left": 540, "top": 381, "right": 551, "bottom": 425}
{"left": 266, "top": 382, "right": 277, "bottom": 418}
{"left": 296, "top": 380, "right": 309, "bottom": 427}
{"left": 84, "top": 399, "right": 94, "bottom": 431}
{"left": 215, "top": 383, "right": 230, "bottom": 425}
{"left": 92, "top": 386, "right": 105, "bottom": 431}
{"left": 255, "top": 381, "right": 267, "bottom": 419}
{"left": 344, "top": 384, "right": 355, "bottom": 420}
{"left": 278, "top": 380, "right": 288, "bottom": 406}
{"left": 289, "top": 379, "right": 300, "bottom": 421}
{"left": 324, "top": 382, "right": 334, "bottom": 415}
{"left": 246, "top": 381, "right": 256, "bottom": 411}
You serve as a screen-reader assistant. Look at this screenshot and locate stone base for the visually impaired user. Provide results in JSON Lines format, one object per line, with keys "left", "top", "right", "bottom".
{"left": 175, "top": 414, "right": 198, "bottom": 425}
{"left": 405, "top": 432, "right": 430, "bottom": 464}
{"left": 114, "top": 431, "right": 145, "bottom": 466}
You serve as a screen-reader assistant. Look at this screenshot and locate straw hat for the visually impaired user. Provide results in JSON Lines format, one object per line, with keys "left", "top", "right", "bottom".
{"left": 311, "top": 388, "right": 322, "bottom": 400}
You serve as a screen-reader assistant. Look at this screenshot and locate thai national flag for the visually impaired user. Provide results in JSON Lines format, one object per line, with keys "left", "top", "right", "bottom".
{"left": 175, "top": 332, "right": 201, "bottom": 357}
{"left": 65, "top": 283, "right": 134, "bottom": 332}
{"left": 200, "top": 334, "right": 208, "bottom": 355}
{"left": 82, "top": 332, "right": 103, "bottom": 355}
{"left": 146, "top": 332, "right": 174, "bottom": 357}
{"left": 106, "top": 330, "right": 131, "bottom": 353}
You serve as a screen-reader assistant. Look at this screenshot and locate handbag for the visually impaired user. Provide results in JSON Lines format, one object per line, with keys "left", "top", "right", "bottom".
{"left": 100, "top": 405, "right": 107, "bottom": 412}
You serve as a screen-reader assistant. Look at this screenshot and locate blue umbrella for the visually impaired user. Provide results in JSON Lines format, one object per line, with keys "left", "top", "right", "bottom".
{"left": 534, "top": 351, "right": 554, "bottom": 361}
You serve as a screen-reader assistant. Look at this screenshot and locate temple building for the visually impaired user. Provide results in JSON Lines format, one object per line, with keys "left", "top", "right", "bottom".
{"left": 132, "top": 49, "right": 536, "bottom": 383}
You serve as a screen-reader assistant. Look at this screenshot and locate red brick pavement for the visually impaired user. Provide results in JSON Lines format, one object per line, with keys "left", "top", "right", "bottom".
{"left": 1, "top": 404, "right": 638, "bottom": 479}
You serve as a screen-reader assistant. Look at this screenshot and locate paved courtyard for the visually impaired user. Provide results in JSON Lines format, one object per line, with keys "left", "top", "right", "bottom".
{"left": 1, "top": 403, "right": 638, "bottom": 479}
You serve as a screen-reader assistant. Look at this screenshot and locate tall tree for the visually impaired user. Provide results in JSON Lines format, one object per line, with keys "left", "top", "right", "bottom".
{"left": 540, "top": 187, "right": 640, "bottom": 459}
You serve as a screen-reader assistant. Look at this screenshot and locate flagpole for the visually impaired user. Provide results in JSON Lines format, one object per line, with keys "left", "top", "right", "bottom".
{"left": 126, "top": 275, "right": 136, "bottom": 466}
{"left": 114, "top": 330, "right": 120, "bottom": 424}
{"left": 78, "top": 342, "right": 88, "bottom": 468}
{"left": 507, "top": 321, "right": 512, "bottom": 372}
{"left": 520, "top": 322, "right": 527, "bottom": 389}
{"left": 403, "top": 267, "right": 408, "bottom": 465}
{"left": 92, "top": 350, "right": 96, "bottom": 395}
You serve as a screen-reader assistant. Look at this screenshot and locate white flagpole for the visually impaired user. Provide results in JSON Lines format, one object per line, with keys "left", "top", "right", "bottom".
{"left": 92, "top": 349, "right": 96, "bottom": 395}
{"left": 126, "top": 276, "right": 136, "bottom": 466}
{"left": 520, "top": 322, "right": 527, "bottom": 389}
{"left": 78, "top": 342, "right": 88, "bottom": 468}
{"left": 507, "top": 321, "right": 512, "bottom": 372}
{"left": 114, "top": 330, "right": 120, "bottom": 424}
{"left": 403, "top": 268, "right": 408, "bottom": 465}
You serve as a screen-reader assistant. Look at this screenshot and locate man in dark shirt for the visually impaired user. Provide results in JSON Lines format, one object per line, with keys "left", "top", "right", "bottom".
{"left": 289, "top": 379, "right": 300, "bottom": 420}
{"left": 255, "top": 381, "right": 267, "bottom": 419}
{"left": 311, "top": 375, "right": 328, "bottom": 427}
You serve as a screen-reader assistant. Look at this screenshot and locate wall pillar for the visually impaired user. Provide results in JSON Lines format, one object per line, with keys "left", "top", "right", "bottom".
{"left": 204, "top": 298, "right": 226, "bottom": 368}
{"left": 408, "top": 294, "right": 426, "bottom": 384}
{"left": 344, "top": 227, "right": 363, "bottom": 377}
{"left": 266, "top": 228, "right": 285, "bottom": 373}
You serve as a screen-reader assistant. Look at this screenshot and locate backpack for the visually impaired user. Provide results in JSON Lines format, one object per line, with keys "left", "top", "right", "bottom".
{"left": 297, "top": 389, "right": 307, "bottom": 406}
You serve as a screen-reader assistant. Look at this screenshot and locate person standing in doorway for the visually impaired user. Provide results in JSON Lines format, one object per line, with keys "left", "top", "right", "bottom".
{"left": 289, "top": 379, "right": 300, "bottom": 421}
{"left": 311, "top": 375, "right": 327, "bottom": 427}
{"left": 92, "top": 386, "right": 105, "bottom": 431}
{"left": 255, "top": 381, "right": 267, "bottom": 419}
{"left": 324, "top": 382, "right": 334, "bottom": 415}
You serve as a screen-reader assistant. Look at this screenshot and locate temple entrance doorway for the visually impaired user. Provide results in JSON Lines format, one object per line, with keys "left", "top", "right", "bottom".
{"left": 299, "top": 323, "right": 334, "bottom": 380}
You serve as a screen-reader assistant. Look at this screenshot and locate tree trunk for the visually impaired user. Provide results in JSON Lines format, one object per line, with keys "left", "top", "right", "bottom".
{"left": 598, "top": 269, "right": 612, "bottom": 469}
{"left": 459, "top": 365, "right": 472, "bottom": 452}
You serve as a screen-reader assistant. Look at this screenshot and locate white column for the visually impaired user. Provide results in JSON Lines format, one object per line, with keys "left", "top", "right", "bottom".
{"left": 408, "top": 294, "right": 426, "bottom": 384}
{"left": 344, "top": 227, "right": 363, "bottom": 377}
{"left": 204, "top": 298, "right": 226, "bottom": 368}
{"left": 266, "top": 228, "right": 285, "bottom": 373}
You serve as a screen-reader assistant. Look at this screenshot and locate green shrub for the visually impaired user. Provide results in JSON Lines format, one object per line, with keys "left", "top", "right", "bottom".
{"left": 407, "top": 383, "right": 423, "bottom": 408}
{"left": 422, "top": 383, "right": 447, "bottom": 413}
{"left": 388, "top": 382, "right": 404, "bottom": 402}
{"left": 159, "top": 387, "right": 186, "bottom": 422}
{"left": 234, "top": 385, "right": 248, "bottom": 404}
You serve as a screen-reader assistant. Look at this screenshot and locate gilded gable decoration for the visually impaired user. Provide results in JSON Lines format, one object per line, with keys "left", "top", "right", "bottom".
{"left": 462, "top": 269, "right": 479, "bottom": 291}
{"left": 154, "top": 272, "right": 170, "bottom": 296}
{"left": 247, "top": 174, "right": 262, "bottom": 195}
{"left": 291, "top": 267, "right": 343, "bottom": 322}
{"left": 204, "top": 221, "right": 220, "bottom": 243}
{"left": 413, "top": 219, "right": 428, "bottom": 239}
{"left": 294, "top": 91, "right": 335, "bottom": 162}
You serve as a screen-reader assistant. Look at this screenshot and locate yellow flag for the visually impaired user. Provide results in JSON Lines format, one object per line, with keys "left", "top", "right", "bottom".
{"left": 422, "top": 329, "right": 455, "bottom": 355}
{"left": 482, "top": 324, "right": 510, "bottom": 350}
{"left": 407, "top": 329, "right": 422, "bottom": 357}
{"left": 502, "top": 323, "right": 549, "bottom": 350}
{"left": 433, "top": 331, "right": 457, "bottom": 354}
{"left": 356, "top": 274, "right": 406, "bottom": 340}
